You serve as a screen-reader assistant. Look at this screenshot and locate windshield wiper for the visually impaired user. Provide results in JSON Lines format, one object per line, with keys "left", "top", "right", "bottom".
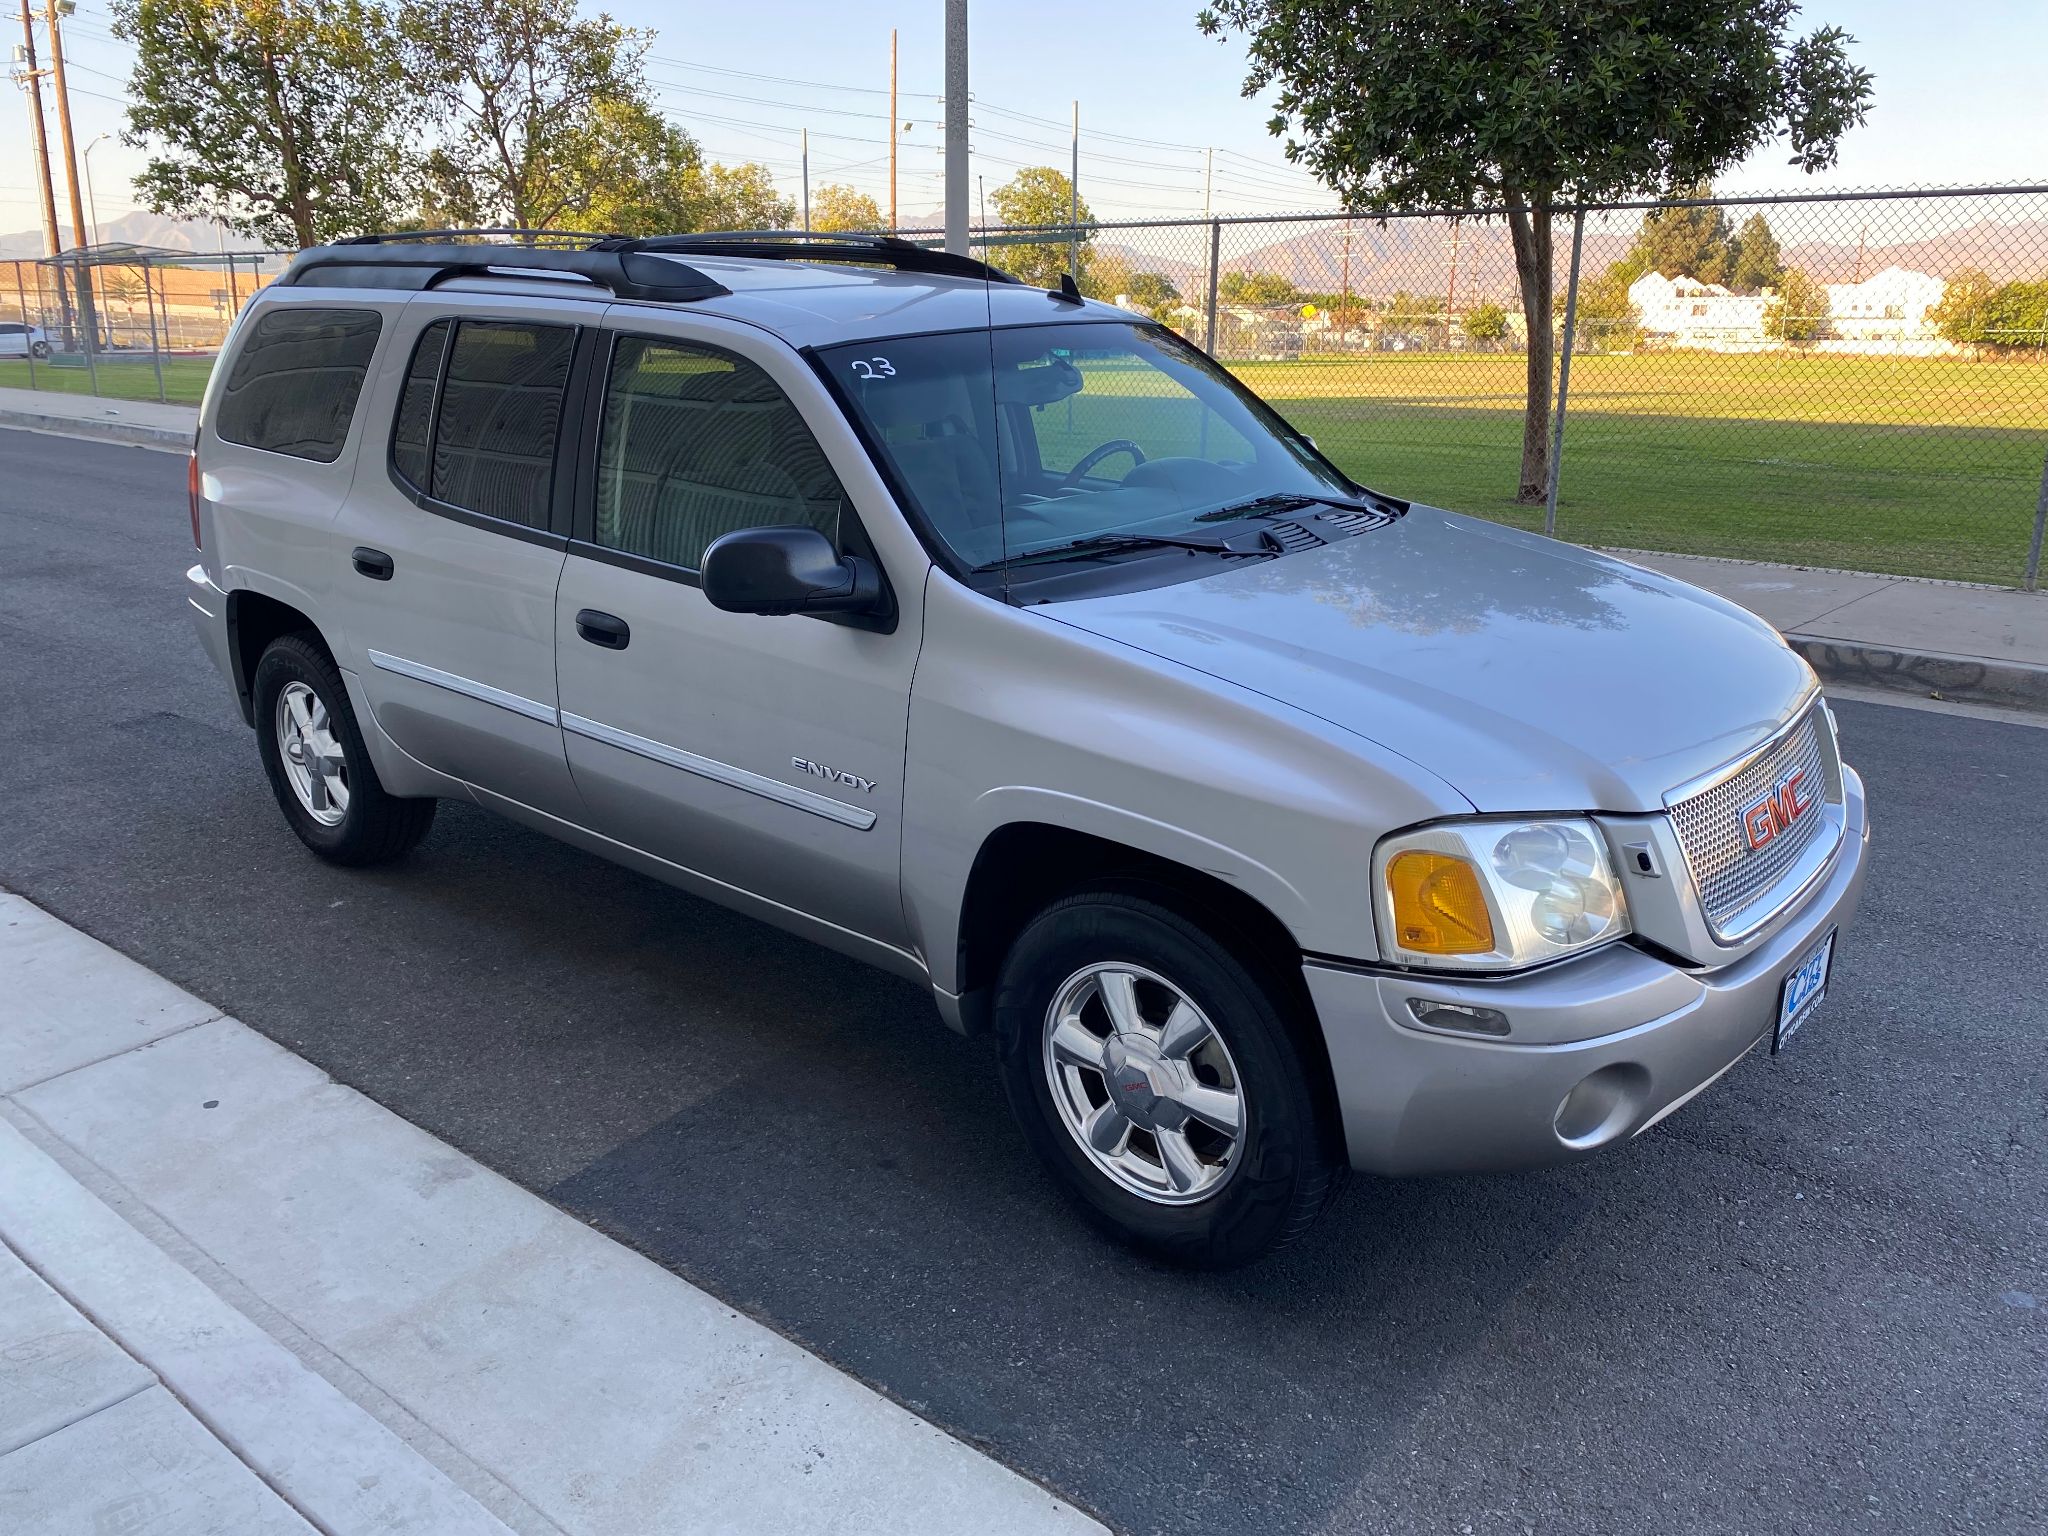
{"left": 1195, "top": 491, "right": 1388, "bottom": 523}
{"left": 970, "top": 530, "right": 1273, "bottom": 573}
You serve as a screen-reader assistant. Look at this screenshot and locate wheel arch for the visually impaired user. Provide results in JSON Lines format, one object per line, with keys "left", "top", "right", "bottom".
{"left": 949, "top": 820, "right": 1343, "bottom": 1152}
{"left": 225, "top": 589, "right": 328, "bottom": 726}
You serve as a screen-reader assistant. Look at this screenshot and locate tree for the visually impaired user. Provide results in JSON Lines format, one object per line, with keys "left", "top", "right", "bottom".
{"left": 1126, "top": 271, "right": 1183, "bottom": 318}
{"left": 1198, "top": 1, "right": 1872, "bottom": 501}
{"left": 1929, "top": 268, "right": 1996, "bottom": 346}
{"left": 1933, "top": 277, "right": 2048, "bottom": 352}
{"left": 1624, "top": 195, "right": 1741, "bottom": 286}
{"left": 810, "top": 184, "right": 883, "bottom": 233}
{"left": 565, "top": 96, "right": 706, "bottom": 235}
{"left": 1571, "top": 267, "right": 1644, "bottom": 352}
{"left": 989, "top": 167, "right": 1093, "bottom": 289}
{"left": 1728, "top": 212, "right": 1785, "bottom": 292}
{"left": 408, "top": 0, "right": 653, "bottom": 232}
{"left": 1764, "top": 267, "right": 1829, "bottom": 343}
{"left": 1462, "top": 301, "right": 1508, "bottom": 344}
{"left": 115, "top": 0, "right": 416, "bottom": 247}
{"left": 1219, "top": 270, "right": 1299, "bottom": 306}
{"left": 674, "top": 162, "right": 794, "bottom": 233}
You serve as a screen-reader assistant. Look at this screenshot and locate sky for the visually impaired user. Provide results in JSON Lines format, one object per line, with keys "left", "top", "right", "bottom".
{"left": 3, "top": 0, "right": 2043, "bottom": 242}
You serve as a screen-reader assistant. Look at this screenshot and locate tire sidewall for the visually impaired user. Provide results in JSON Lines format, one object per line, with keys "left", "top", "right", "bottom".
{"left": 252, "top": 637, "right": 369, "bottom": 858}
{"left": 994, "top": 893, "right": 1329, "bottom": 1268}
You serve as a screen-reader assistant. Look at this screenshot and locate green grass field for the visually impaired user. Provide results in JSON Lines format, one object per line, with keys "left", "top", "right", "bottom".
{"left": 0, "top": 355, "right": 214, "bottom": 405}
{"left": 1237, "top": 352, "right": 2048, "bottom": 586}
{"left": 6, "top": 347, "right": 2044, "bottom": 584}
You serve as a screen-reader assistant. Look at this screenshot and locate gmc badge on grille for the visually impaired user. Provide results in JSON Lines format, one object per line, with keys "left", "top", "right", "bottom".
{"left": 1740, "top": 768, "right": 1811, "bottom": 851}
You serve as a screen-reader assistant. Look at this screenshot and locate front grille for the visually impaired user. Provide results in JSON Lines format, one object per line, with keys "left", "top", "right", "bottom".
{"left": 1667, "top": 708, "right": 1833, "bottom": 936}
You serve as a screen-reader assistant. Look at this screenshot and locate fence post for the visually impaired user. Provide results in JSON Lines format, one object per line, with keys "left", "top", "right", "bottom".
{"left": 1544, "top": 203, "right": 1587, "bottom": 539}
{"left": 14, "top": 263, "right": 37, "bottom": 390}
{"left": 2026, "top": 448, "right": 2047, "bottom": 592}
{"left": 143, "top": 257, "right": 167, "bottom": 403}
{"left": 76, "top": 258, "right": 101, "bottom": 397}
{"left": 1204, "top": 219, "right": 1221, "bottom": 354}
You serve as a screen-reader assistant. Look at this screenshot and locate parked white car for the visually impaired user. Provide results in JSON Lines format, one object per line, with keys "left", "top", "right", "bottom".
{"left": 0, "top": 321, "right": 52, "bottom": 360}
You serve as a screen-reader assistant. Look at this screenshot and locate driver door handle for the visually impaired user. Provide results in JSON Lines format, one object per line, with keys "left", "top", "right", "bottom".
{"left": 575, "top": 609, "right": 631, "bottom": 650}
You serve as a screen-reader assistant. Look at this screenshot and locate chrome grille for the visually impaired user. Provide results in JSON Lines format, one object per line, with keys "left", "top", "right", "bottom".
{"left": 1667, "top": 709, "right": 1832, "bottom": 936}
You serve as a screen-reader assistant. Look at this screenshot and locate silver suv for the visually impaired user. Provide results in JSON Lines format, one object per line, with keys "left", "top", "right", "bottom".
{"left": 185, "top": 233, "right": 1868, "bottom": 1267}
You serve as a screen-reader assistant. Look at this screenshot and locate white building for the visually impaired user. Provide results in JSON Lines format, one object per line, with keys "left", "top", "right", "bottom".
{"left": 1821, "top": 265, "right": 1947, "bottom": 341}
{"left": 1627, "top": 271, "right": 1771, "bottom": 350}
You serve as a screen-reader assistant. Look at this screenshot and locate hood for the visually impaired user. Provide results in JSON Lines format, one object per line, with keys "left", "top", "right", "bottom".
{"left": 1044, "top": 507, "right": 1816, "bottom": 814}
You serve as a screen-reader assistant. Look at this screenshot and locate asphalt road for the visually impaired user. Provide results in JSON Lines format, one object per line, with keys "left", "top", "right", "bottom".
{"left": 3, "top": 428, "right": 2043, "bottom": 1536}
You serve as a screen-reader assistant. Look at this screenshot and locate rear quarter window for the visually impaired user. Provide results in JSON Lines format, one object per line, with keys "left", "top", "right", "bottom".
{"left": 216, "top": 306, "right": 382, "bottom": 463}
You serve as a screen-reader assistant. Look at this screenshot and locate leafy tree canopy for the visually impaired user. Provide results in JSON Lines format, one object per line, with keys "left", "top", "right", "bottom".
{"left": 1462, "top": 301, "right": 1509, "bottom": 341}
{"left": 1219, "top": 270, "right": 1300, "bottom": 306}
{"left": 1764, "top": 267, "right": 1829, "bottom": 341}
{"left": 1198, "top": 0, "right": 1872, "bottom": 499}
{"left": 115, "top": 0, "right": 417, "bottom": 248}
{"left": 809, "top": 184, "right": 883, "bottom": 233}
{"left": 990, "top": 167, "right": 1093, "bottom": 289}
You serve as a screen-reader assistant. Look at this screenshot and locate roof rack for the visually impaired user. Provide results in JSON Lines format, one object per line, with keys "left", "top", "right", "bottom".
{"left": 332, "top": 228, "right": 614, "bottom": 248}
{"left": 276, "top": 241, "right": 730, "bottom": 304}
{"left": 610, "top": 231, "right": 1020, "bottom": 285}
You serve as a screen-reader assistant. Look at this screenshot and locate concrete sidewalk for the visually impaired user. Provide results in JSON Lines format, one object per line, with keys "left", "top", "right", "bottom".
{"left": 3, "top": 383, "right": 2043, "bottom": 710}
{"left": 0, "top": 893, "right": 1103, "bottom": 1536}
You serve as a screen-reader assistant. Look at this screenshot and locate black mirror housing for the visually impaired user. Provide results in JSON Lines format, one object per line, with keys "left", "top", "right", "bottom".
{"left": 700, "top": 525, "right": 883, "bottom": 618}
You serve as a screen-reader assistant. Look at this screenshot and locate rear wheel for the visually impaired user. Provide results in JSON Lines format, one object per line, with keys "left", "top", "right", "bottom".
{"left": 29, "top": 339, "right": 50, "bottom": 360}
{"left": 994, "top": 889, "right": 1344, "bottom": 1269}
{"left": 252, "top": 633, "right": 434, "bottom": 865}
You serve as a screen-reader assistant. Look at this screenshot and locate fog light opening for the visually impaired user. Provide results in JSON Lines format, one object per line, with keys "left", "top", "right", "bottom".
{"left": 1405, "top": 998, "right": 1511, "bottom": 1037}
{"left": 1553, "top": 1063, "right": 1652, "bottom": 1150}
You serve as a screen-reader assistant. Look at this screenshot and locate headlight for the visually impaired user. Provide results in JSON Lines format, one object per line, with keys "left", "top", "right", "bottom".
{"left": 1372, "top": 817, "right": 1630, "bottom": 971}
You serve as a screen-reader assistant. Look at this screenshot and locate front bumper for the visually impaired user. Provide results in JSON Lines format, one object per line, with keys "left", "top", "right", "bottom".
{"left": 1307, "top": 766, "right": 1869, "bottom": 1175}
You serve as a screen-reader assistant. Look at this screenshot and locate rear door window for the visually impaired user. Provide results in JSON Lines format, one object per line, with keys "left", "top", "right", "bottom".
{"left": 389, "top": 318, "right": 575, "bottom": 530}
{"left": 216, "top": 306, "right": 382, "bottom": 462}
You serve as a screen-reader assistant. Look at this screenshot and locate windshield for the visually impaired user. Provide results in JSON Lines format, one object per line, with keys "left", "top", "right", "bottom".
{"left": 817, "top": 321, "right": 1358, "bottom": 573}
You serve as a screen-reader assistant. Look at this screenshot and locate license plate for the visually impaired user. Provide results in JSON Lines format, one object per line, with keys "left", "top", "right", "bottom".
{"left": 1774, "top": 929, "right": 1835, "bottom": 1053}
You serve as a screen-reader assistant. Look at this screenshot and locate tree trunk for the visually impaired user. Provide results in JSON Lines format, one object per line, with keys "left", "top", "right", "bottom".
{"left": 1505, "top": 188, "right": 1556, "bottom": 503}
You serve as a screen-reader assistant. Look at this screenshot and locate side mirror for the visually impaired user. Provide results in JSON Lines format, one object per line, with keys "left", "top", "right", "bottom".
{"left": 700, "top": 525, "right": 883, "bottom": 618}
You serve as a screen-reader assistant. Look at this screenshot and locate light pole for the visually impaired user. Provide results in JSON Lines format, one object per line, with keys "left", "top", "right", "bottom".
{"left": 82, "top": 130, "right": 107, "bottom": 245}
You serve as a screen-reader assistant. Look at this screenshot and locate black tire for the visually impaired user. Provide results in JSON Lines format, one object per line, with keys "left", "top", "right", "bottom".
{"left": 252, "top": 632, "right": 435, "bottom": 866}
{"left": 29, "top": 340, "right": 51, "bottom": 360}
{"left": 994, "top": 889, "right": 1345, "bottom": 1269}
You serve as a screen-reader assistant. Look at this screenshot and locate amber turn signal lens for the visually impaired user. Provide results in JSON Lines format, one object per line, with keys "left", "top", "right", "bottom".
{"left": 1386, "top": 850, "right": 1495, "bottom": 955}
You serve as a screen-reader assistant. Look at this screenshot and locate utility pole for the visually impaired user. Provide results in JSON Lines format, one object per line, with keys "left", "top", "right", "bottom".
{"left": 1340, "top": 217, "right": 1353, "bottom": 340}
{"left": 15, "top": 0, "right": 69, "bottom": 345}
{"left": 43, "top": 0, "right": 96, "bottom": 355}
{"left": 1203, "top": 147, "right": 1213, "bottom": 220}
{"left": 942, "top": 0, "right": 967, "bottom": 256}
{"left": 887, "top": 28, "right": 897, "bottom": 232}
{"left": 1068, "top": 100, "right": 1079, "bottom": 280}
{"left": 800, "top": 127, "right": 810, "bottom": 233}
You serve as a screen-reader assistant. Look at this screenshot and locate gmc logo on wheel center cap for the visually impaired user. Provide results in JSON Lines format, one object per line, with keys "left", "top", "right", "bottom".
{"left": 1740, "top": 768, "right": 1811, "bottom": 851}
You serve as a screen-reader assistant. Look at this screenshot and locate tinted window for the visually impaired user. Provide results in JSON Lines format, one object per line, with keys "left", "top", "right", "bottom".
{"left": 0, "top": 324, "right": 21, "bottom": 336}
{"left": 390, "top": 319, "right": 449, "bottom": 491}
{"left": 216, "top": 306, "right": 381, "bottom": 463}
{"left": 594, "top": 336, "right": 843, "bottom": 570}
{"left": 412, "top": 320, "right": 575, "bottom": 528}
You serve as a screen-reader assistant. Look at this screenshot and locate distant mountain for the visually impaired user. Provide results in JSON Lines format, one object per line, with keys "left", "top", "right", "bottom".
{"left": 1153, "top": 212, "right": 2048, "bottom": 301}
{"left": 0, "top": 211, "right": 273, "bottom": 260}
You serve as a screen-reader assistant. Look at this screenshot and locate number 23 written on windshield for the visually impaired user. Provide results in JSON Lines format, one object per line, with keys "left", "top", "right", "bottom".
{"left": 849, "top": 357, "right": 896, "bottom": 380}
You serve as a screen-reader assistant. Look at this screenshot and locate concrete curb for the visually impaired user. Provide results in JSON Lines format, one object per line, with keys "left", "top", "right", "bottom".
{"left": 0, "top": 408, "right": 190, "bottom": 450}
{"left": 1789, "top": 632, "right": 2048, "bottom": 714}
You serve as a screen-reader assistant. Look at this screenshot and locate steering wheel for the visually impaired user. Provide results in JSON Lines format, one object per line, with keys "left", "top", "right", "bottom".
{"left": 1059, "top": 439, "right": 1147, "bottom": 490}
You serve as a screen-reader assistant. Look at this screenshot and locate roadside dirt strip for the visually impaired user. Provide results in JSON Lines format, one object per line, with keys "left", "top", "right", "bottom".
{"left": 0, "top": 892, "right": 1104, "bottom": 1536}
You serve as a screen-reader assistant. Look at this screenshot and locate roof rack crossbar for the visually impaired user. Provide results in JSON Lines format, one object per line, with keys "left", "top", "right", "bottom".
{"left": 613, "top": 232, "right": 1019, "bottom": 285}
{"left": 277, "top": 242, "right": 729, "bottom": 304}
{"left": 334, "top": 228, "right": 616, "bottom": 247}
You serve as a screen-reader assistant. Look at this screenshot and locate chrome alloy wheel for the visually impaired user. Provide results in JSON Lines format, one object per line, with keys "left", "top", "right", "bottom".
{"left": 275, "top": 681, "right": 349, "bottom": 826}
{"left": 1042, "top": 962, "right": 1246, "bottom": 1205}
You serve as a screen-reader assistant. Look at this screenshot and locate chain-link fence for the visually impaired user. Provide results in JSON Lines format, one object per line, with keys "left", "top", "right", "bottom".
{"left": 2, "top": 245, "right": 291, "bottom": 406}
{"left": 4, "top": 190, "right": 2044, "bottom": 586}
{"left": 958, "top": 184, "right": 2048, "bottom": 589}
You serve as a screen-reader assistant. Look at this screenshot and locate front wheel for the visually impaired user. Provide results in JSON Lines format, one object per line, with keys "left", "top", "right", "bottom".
{"left": 252, "top": 633, "right": 435, "bottom": 865}
{"left": 994, "top": 890, "right": 1344, "bottom": 1269}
